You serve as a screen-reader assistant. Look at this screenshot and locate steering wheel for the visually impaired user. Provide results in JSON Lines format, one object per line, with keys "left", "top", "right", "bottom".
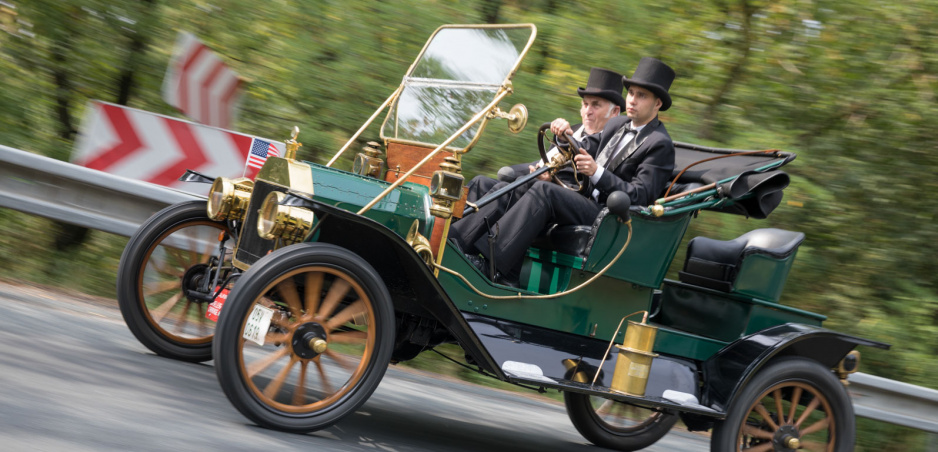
{"left": 537, "top": 122, "right": 587, "bottom": 192}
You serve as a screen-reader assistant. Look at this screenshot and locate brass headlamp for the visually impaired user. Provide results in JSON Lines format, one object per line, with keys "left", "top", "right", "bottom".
{"left": 352, "top": 141, "right": 385, "bottom": 178}
{"left": 207, "top": 177, "right": 254, "bottom": 221}
{"left": 257, "top": 191, "right": 316, "bottom": 244}
{"left": 429, "top": 155, "right": 464, "bottom": 219}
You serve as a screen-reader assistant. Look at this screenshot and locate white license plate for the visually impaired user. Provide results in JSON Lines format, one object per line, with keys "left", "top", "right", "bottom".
{"left": 242, "top": 304, "right": 275, "bottom": 346}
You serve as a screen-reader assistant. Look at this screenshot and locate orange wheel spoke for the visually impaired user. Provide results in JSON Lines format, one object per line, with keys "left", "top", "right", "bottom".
{"left": 186, "top": 236, "right": 201, "bottom": 266}
{"left": 292, "top": 361, "right": 309, "bottom": 405}
{"left": 741, "top": 442, "right": 774, "bottom": 452}
{"left": 753, "top": 403, "right": 780, "bottom": 431}
{"left": 317, "top": 279, "right": 351, "bottom": 320}
{"left": 795, "top": 396, "right": 821, "bottom": 428}
{"left": 773, "top": 389, "right": 785, "bottom": 424}
{"left": 800, "top": 416, "right": 831, "bottom": 435}
{"left": 304, "top": 272, "right": 324, "bottom": 319}
{"left": 276, "top": 278, "right": 302, "bottom": 319}
{"left": 149, "top": 259, "right": 176, "bottom": 277}
{"left": 741, "top": 424, "right": 775, "bottom": 440}
{"left": 326, "top": 300, "right": 366, "bottom": 331}
{"left": 144, "top": 279, "right": 182, "bottom": 297}
{"left": 151, "top": 292, "right": 183, "bottom": 322}
{"left": 801, "top": 440, "right": 830, "bottom": 451}
{"left": 315, "top": 360, "right": 334, "bottom": 395}
{"left": 330, "top": 330, "right": 367, "bottom": 344}
{"left": 173, "top": 301, "right": 193, "bottom": 333}
{"left": 265, "top": 332, "right": 290, "bottom": 344}
{"left": 788, "top": 386, "right": 803, "bottom": 424}
{"left": 247, "top": 347, "right": 290, "bottom": 377}
{"left": 323, "top": 349, "right": 354, "bottom": 371}
{"left": 262, "top": 356, "right": 298, "bottom": 398}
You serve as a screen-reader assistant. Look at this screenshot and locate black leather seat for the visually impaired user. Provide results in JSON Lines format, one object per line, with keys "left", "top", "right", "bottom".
{"left": 679, "top": 228, "right": 805, "bottom": 292}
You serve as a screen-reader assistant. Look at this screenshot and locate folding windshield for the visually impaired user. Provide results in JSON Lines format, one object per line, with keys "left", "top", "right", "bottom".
{"left": 380, "top": 25, "right": 536, "bottom": 150}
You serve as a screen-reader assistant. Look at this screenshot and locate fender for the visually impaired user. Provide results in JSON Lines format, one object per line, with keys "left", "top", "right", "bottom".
{"left": 701, "top": 323, "right": 889, "bottom": 413}
{"left": 283, "top": 193, "right": 504, "bottom": 378}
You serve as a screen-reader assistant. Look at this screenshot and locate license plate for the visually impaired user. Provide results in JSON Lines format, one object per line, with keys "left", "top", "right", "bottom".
{"left": 205, "top": 287, "right": 230, "bottom": 322}
{"left": 243, "top": 304, "right": 274, "bottom": 346}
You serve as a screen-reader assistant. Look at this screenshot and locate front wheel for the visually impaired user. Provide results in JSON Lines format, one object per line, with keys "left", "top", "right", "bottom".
{"left": 710, "top": 357, "right": 855, "bottom": 452}
{"left": 564, "top": 392, "right": 679, "bottom": 451}
{"left": 213, "top": 243, "right": 395, "bottom": 433}
{"left": 116, "top": 201, "right": 235, "bottom": 362}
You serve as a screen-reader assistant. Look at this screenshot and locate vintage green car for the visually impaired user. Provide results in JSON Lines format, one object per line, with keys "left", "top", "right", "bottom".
{"left": 116, "top": 24, "right": 888, "bottom": 451}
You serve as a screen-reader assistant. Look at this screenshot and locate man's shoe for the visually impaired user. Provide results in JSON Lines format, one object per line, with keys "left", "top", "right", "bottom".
{"left": 464, "top": 253, "right": 519, "bottom": 289}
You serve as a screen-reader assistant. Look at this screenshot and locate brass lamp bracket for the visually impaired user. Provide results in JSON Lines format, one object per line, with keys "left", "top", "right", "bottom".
{"left": 487, "top": 103, "right": 528, "bottom": 134}
{"left": 284, "top": 126, "right": 302, "bottom": 160}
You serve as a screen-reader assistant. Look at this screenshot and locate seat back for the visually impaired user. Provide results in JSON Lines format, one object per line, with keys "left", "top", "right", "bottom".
{"left": 679, "top": 228, "right": 805, "bottom": 302}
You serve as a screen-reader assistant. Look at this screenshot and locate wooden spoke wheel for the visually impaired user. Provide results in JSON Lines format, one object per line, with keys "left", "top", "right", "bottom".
{"left": 213, "top": 243, "right": 394, "bottom": 433}
{"left": 711, "top": 358, "right": 855, "bottom": 452}
{"left": 117, "top": 201, "right": 234, "bottom": 362}
{"left": 564, "top": 392, "right": 678, "bottom": 451}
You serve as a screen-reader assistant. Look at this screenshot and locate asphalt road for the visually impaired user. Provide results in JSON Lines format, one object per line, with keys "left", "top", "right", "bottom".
{"left": 0, "top": 281, "right": 710, "bottom": 452}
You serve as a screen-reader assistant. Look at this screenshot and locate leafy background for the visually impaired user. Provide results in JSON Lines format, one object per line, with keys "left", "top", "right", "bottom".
{"left": 2, "top": 1, "right": 937, "bottom": 449}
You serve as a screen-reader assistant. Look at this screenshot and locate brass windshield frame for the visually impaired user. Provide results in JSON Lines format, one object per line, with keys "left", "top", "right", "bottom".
{"left": 326, "top": 23, "right": 536, "bottom": 167}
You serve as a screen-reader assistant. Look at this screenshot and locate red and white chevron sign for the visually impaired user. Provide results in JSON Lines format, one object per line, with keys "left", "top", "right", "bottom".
{"left": 162, "top": 32, "right": 242, "bottom": 129}
{"left": 73, "top": 101, "right": 285, "bottom": 192}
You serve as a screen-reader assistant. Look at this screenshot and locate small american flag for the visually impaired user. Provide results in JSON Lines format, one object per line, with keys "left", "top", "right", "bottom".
{"left": 243, "top": 138, "right": 280, "bottom": 177}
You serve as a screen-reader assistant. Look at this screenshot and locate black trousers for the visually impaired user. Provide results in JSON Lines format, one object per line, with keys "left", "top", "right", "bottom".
{"left": 450, "top": 179, "right": 600, "bottom": 277}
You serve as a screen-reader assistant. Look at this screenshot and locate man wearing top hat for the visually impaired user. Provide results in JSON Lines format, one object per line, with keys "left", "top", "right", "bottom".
{"left": 462, "top": 67, "right": 625, "bottom": 207}
{"left": 451, "top": 57, "right": 676, "bottom": 287}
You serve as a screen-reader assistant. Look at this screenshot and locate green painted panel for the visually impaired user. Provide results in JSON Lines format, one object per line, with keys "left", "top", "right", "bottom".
{"left": 305, "top": 162, "right": 433, "bottom": 239}
{"left": 653, "top": 326, "right": 728, "bottom": 361}
{"left": 585, "top": 212, "right": 691, "bottom": 288}
{"left": 733, "top": 252, "right": 797, "bottom": 302}
{"left": 439, "top": 242, "right": 654, "bottom": 342}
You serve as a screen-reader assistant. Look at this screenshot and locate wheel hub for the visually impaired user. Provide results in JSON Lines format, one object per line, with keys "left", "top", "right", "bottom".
{"left": 774, "top": 424, "right": 801, "bottom": 451}
{"left": 182, "top": 263, "right": 213, "bottom": 303}
{"left": 291, "top": 322, "right": 328, "bottom": 359}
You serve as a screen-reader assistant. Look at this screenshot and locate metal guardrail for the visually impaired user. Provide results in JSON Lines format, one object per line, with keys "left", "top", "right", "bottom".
{"left": 0, "top": 144, "right": 200, "bottom": 237}
{"left": 1, "top": 144, "right": 937, "bottom": 434}
{"left": 849, "top": 372, "right": 938, "bottom": 433}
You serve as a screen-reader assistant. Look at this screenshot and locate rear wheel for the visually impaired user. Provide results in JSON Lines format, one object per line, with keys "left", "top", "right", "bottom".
{"left": 710, "top": 357, "right": 855, "bottom": 452}
{"left": 116, "top": 201, "right": 234, "bottom": 362}
{"left": 564, "top": 392, "right": 678, "bottom": 451}
{"left": 213, "top": 243, "right": 394, "bottom": 433}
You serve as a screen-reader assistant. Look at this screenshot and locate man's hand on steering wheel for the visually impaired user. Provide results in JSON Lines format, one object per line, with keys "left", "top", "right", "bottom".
{"left": 550, "top": 118, "right": 573, "bottom": 137}
{"left": 573, "top": 148, "right": 598, "bottom": 177}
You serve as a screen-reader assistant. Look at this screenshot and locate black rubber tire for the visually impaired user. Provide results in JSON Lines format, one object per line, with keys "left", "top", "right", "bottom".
{"left": 564, "top": 391, "right": 679, "bottom": 451}
{"left": 710, "top": 357, "right": 855, "bottom": 452}
{"left": 213, "top": 243, "right": 395, "bottom": 433}
{"left": 116, "top": 201, "right": 232, "bottom": 362}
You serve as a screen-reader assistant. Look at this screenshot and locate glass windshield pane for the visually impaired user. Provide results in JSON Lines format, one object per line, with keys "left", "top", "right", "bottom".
{"left": 410, "top": 28, "right": 532, "bottom": 84}
{"left": 381, "top": 25, "right": 534, "bottom": 149}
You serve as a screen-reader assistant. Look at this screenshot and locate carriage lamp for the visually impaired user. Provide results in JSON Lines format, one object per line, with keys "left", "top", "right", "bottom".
{"left": 352, "top": 141, "right": 385, "bottom": 178}
{"left": 257, "top": 191, "right": 316, "bottom": 244}
{"left": 429, "top": 155, "right": 464, "bottom": 219}
{"left": 207, "top": 177, "right": 254, "bottom": 221}
{"left": 836, "top": 350, "right": 861, "bottom": 381}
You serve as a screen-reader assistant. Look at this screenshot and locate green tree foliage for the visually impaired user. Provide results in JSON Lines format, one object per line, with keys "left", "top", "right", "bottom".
{"left": 1, "top": 1, "right": 937, "bottom": 448}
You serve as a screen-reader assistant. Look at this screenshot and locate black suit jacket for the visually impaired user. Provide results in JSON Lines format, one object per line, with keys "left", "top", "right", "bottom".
{"left": 586, "top": 115, "right": 675, "bottom": 206}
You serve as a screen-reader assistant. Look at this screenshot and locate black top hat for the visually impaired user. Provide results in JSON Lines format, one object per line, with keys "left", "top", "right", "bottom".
{"left": 577, "top": 67, "right": 626, "bottom": 110}
{"left": 623, "top": 57, "right": 675, "bottom": 111}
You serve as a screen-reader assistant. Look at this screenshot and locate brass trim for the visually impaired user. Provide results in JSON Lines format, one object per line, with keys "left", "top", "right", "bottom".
{"left": 378, "top": 24, "right": 537, "bottom": 152}
{"left": 405, "top": 220, "right": 434, "bottom": 267}
{"left": 357, "top": 88, "right": 512, "bottom": 216}
{"left": 256, "top": 157, "right": 314, "bottom": 194}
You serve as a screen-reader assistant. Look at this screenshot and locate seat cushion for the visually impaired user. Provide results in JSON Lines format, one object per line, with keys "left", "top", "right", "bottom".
{"left": 530, "top": 224, "right": 593, "bottom": 257}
